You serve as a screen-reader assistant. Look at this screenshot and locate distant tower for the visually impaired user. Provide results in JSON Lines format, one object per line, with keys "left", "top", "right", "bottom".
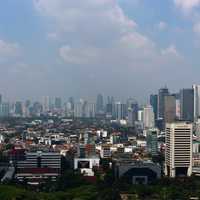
{"left": 150, "top": 94, "right": 158, "bottom": 120}
{"left": 55, "top": 97, "right": 62, "bottom": 109}
{"left": 158, "top": 87, "right": 169, "bottom": 119}
{"left": 116, "top": 102, "right": 126, "bottom": 120}
{"left": 165, "top": 122, "right": 192, "bottom": 177}
{"left": 164, "top": 95, "right": 176, "bottom": 123}
{"left": 193, "top": 84, "right": 200, "bottom": 122}
{"left": 15, "top": 101, "right": 23, "bottom": 116}
{"left": 96, "top": 94, "right": 104, "bottom": 114}
{"left": 180, "top": 89, "right": 194, "bottom": 122}
{"left": 143, "top": 105, "right": 154, "bottom": 129}
{"left": 146, "top": 128, "right": 159, "bottom": 156}
{"left": 43, "top": 96, "right": 50, "bottom": 112}
{"left": 0, "top": 94, "right": 2, "bottom": 104}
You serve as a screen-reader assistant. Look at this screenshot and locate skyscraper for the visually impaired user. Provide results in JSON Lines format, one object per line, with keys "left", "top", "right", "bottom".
{"left": 74, "top": 100, "right": 83, "bottom": 118}
{"left": 96, "top": 94, "right": 104, "bottom": 114}
{"left": 69, "top": 97, "right": 75, "bottom": 110}
{"left": 127, "top": 98, "right": 138, "bottom": 121}
{"left": 116, "top": 102, "right": 126, "bottom": 120}
{"left": 150, "top": 94, "right": 158, "bottom": 120}
{"left": 0, "top": 102, "right": 10, "bottom": 117}
{"left": 193, "top": 84, "right": 200, "bottom": 121}
{"left": 158, "top": 87, "right": 169, "bottom": 119}
{"left": 143, "top": 105, "right": 155, "bottom": 129}
{"left": 15, "top": 101, "right": 23, "bottom": 116}
{"left": 146, "top": 128, "right": 159, "bottom": 156}
{"left": 180, "top": 89, "right": 194, "bottom": 122}
{"left": 55, "top": 97, "right": 62, "bottom": 109}
{"left": 165, "top": 122, "right": 192, "bottom": 177}
{"left": 164, "top": 95, "right": 176, "bottom": 123}
{"left": 0, "top": 94, "right": 2, "bottom": 105}
{"left": 42, "top": 96, "right": 50, "bottom": 113}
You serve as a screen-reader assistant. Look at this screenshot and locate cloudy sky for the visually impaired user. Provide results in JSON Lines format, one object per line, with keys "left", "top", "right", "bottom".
{"left": 0, "top": 0, "right": 200, "bottom": 102}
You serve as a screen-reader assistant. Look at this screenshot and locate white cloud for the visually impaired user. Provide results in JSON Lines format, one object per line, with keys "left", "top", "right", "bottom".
{"left": 193, "top": 22, "right": 200, "bottom": 35}
{"left": 174, "top": 0, "right": 200, "bottom": 13}
{"left": 0, "top": 40, "right": 20, "bottom": 59}
{"left": 33, "top": 0, "right": 183, "bottom": 72}
{"left": 157, "top": 21, "right": 168, "bottom": 31}
{"left": 161, "top": 44, "right": 180, "bottom": 58}
{"left": 59, "top": 45, "right": 98, "bottom": 64}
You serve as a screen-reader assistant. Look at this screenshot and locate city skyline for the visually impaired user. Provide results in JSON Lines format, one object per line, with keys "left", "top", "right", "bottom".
{"left": 0, "top": 0, "right": 200, "bottom": 101}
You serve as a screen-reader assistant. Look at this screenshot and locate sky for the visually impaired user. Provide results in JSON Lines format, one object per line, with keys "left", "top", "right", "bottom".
{"left": 0, "top": 0, "right": 200, "bottom": 102}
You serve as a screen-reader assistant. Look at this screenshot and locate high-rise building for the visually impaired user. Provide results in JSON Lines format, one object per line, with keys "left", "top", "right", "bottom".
{"left": 116, "top": 102, "right": 126, "bottom": 120}
{"left": 180, "top": 89, "right": 194, "bottom": 122}
{"left": 96, "top": 94, "right": 104, "bottom": 114}
{"left": 158, "top": 87, "right": 169, "bottom": 119}
{"left": 193, "top": 85, "right": 200, "bottom": 122}
{"left": 146, "top": 128, "right": 159, "bottom": 156}
{"left": 164, "top": 95, "right": 176, "bottom": 123}
{"left": 0, "top": 102, "right": 10, "bottom": 117}
{"left": 143, "top": 105, "right": 155, "bottom": 129}
{"left": 150, "top": 94, "right": 158, "bottom": 120}
{"left": 127, "top": 107, "right": 134, "bottom": 126}
{"left": 138, "top": 110, "right": 144, "bottom": 122}
{"left": 42, "top": 96, "right": 50, "bottom": 113}
{"left": 15, "top": 101, "right": 23, "bottom": 116}
{"left": 0, "top": 94, "right": 2, "bottom": 105}
{"left": 55, "top": 97, "right": 62, "bottom": 109}
{"left": 83, "top": 102, "right": 95, "bottom": 118}
{"left": 165, "top": 122, "right": 192, "bottom": 177}
{"left": 74, "top": 102, "right": 83, "bottom": 118}
{"left": 69, "top": 97, "right": 75, "bottom": 111}
{"left": 126, "top": 98, "right": 138, "bottom": 125}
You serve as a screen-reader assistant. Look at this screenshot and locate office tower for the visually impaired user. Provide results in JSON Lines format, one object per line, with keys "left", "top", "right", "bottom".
{"left": 96, "top": 94, "right": 104, "bottom": 114}
{"left": 193, "top": 85, "right": 200, "bottom": 121}
{"left": 68, "top": 97, "right": 75, "bottom": 110}
{"left": 42, "top": 96, "right": 50, "bottom": 112}
{"left": 0, "top": 94, "right": 2, "bottom": 104}
{"left": 31, "top": 102, "right": 42, "bottom": 116}
{"left": 194, "top": 119, "right": 200, "bottom": 137}
{"left": 138, "top": 110, "right": 144, "bottom": 121}
{"left": 158, "top": 87, "right": 169, "bottom": 119}
{"left": 146, "top": 128, "right": 159, "bottom": 156}
{"left": 83, "top": 102, "right": 95, "bottom": 118}
{"left": 116, "top": 102, "right": 126, "bottom": 120}
{"left": 175, "top": 98, "right": 181, "bottom": 119}
{"left": 127, "top": 107, "right": 134, "bottom": 126}
{"left": 106, "top": 103, "right": 112, "bottom": 117}
{"left": 164, "top": 95, "right": 176, "bottom": 123}
{"left": 150, "top": 94, "right": 158, "bottom": 120}
{"left": 55, "top": 97, "right": 62, "bottom": 109}
{"left": 15, "top": 101, "right": 23, "bottom": 116}
{"left": 0, "top": 102, "right": 10, "bottom": 117}
{"left": 25, "top": 100, "right": 31, "bottom": 108}
{"left": 165, "top": 122, "right": 192, "bottom": 177}
{"left": 143, "top": 105, "right": 155, "bottom": 129}
{"left": 74, "top": 101, "right": 83, "bottom": 118}
{"left": 180, "top": 89, "right": 194, "bottom": 122}
{"left": 127, "top": 98, "right": 138, "bottom": 121}
{"left": 127, "top": 98, "right": 138, "bottom": 126}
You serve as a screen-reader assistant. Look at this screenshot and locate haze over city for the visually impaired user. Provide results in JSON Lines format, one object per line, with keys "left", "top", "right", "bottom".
{"left": 0, "top": 0, "right": 200, "bottom": 101}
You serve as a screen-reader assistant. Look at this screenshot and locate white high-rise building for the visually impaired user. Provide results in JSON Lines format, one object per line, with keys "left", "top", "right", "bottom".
{"left": 138, "top": 110, "right": 143, "bottom": 121}
{"left": 143, "top": 105, "right": 154, "bottom": 129}
{"left": 165, "top": 122, "right": 192, "bottom": 177}
{"left": 193, "top": 84, "right": 200, "bottom": 122}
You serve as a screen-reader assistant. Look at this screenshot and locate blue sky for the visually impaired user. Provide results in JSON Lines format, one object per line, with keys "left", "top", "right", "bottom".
{"left": 0, "top": 0, "right": 200, "bottom": 102}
